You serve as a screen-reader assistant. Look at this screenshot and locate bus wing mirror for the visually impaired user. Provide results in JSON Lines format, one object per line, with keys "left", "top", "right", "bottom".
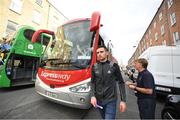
{"left": 90, "top": 11, "right": 101, "bottom": 32}
{"left": 32, "top": 29, "right": 55, "bottom": 43}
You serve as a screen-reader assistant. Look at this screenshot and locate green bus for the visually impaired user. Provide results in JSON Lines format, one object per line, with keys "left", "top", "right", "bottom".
{"left": 0, "top": 26, "right": 50, "bottom": 88}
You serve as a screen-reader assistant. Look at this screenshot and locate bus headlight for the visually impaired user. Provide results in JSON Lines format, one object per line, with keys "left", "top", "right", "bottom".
{"left": 69, "top": 82, "right": 91, "bottom": 93}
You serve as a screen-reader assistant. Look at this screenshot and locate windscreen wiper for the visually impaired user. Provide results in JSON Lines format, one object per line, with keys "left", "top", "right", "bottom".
{"left": 70, "top": 61, "right": 86, "bottom": 69}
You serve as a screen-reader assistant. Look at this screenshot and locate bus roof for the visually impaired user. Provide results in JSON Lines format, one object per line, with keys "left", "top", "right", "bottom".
{"left": 61, "top": 18, "right": 90, "bottom": 26}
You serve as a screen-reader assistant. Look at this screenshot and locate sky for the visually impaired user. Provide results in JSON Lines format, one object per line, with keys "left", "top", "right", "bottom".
{"left": 49, "top": 0, "right": 162, "bottom": 65}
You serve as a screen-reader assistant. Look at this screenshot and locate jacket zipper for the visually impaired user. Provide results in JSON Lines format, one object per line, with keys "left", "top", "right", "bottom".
{"left": 102, "top": 63, "right": 104, "bottom": 100}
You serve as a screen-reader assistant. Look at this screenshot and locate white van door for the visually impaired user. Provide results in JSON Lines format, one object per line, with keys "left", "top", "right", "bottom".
{"left": 172, "top": 47, "right": 180, "bottom": 89}
{"left": 150, "top": 54, "right": 173, "bottom": 90}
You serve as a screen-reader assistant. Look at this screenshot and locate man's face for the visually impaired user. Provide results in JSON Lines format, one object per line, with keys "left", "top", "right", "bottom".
{"left": 96, "top": 47, "right": 108, "bottom": 62}
{"left": 134, "top": 61, "right": 142, "bottom": 71}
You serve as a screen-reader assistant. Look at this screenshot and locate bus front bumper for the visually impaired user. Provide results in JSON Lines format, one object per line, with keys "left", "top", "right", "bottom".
{"left": 35, "top": 79, "right": 91, "bottom": 109}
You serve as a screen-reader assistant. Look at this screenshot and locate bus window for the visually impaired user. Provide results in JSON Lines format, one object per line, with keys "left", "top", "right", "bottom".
{"left": 7, "top": 54, "right": 39, "bottom": 85}
{"left": 36, "top": 35, "right": 50, "bottom": 46}
{"left": 6, "top": 59, "right": 12, "bottom": 77}
{"left": 40, "top": 20, "right": 93, "bottom": 70}
{"left": 13, "top": 59, "right": 21, "bottom": 67}
{"left": 24, "top": 29, "right": 35, "bottom": 40}
{"left": 24, "top": 29, "right": 50, "bottom": 46}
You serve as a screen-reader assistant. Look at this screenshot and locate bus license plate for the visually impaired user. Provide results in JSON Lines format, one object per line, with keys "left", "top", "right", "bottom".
{"left": 45, "top": 91, "right": 57, "bottom": 98}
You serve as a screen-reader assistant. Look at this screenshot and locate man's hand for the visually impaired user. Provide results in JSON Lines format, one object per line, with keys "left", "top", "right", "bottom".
{"left": 128, "top": 84, "right": 136, "bottom": 90}
{"left": 119, "top": 101, "right": 126, "bottom": 112}
{"left": 125, "top": 81, "right": 135, "bottom": 86}
{"left": 90, "top": 96, "right": 97, "bottom": 107}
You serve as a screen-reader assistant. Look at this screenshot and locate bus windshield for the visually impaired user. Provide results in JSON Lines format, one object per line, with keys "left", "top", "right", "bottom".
{"left": 43, "top": 20, "right": 94, "bottom": 70}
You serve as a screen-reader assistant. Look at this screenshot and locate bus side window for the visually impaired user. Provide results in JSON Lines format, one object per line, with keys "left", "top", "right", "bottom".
{"left": 6, "top": 60, "right": 12, "bottom": 76}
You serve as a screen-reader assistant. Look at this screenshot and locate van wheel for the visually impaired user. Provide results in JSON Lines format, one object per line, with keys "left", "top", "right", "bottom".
{"left": 161, "top": 107, "right": 178, "bottom": 119}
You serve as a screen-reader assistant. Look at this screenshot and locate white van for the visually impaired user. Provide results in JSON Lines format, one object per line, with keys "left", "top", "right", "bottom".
{"left": 139, "top": 46, "right": 180, "bottom": 94}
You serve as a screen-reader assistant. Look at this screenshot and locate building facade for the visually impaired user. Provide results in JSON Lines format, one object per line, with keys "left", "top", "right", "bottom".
{"left": 128, "top": 0, "right": 180, "bottom": 66}
{"left": 0, "top": 0, "right": 68, "bottom": 42}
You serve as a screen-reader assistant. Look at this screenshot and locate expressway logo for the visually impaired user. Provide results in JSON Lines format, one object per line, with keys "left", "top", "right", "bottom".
{"left": 41, "top": 71, "right": 71, "bottom": 82}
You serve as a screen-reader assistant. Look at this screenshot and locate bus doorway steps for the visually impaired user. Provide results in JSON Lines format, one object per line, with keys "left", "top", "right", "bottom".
{"left": 11, "top": 78, "right": 35, "bottom": 87}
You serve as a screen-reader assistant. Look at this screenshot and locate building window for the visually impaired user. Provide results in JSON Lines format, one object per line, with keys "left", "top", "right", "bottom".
{"left": 50, "top": 15, "right": 59, "bottom": 31}
{"left": 154, "top": 22, "right": 156, "bottom": 28}
{"left": 9, "top": 0, "right": 23, "bottom": 14}
{"left": 170, "top": 13, "right": 176, "bottom": 26}
{"left": 150, "top": 39, "right": 152, "bottom": 46}
{"left": 53, "top": 15, "right": 59, "bottom": 21}
{"left": 32, "top": 10, "right": 42, "bottom": 24}
{"left": 162, "top": 40, "right": 166, "bottom": 46}
{"left": 173, "top": 32, "right": 180, "bottom": 45}
{"left": 159, "top": 12, "right": 162, "bottom": 21}
{"left": 144, "top": 39, "right": 146, "bottom": 46}
{"left": 147, "top": 42, "right": 149, "bottom": 48}
{"left": 5, "top": 20, "right": 18, "bottom": 35}
{"left": 144, "top": 39, "right": 146, "bottom": 50}
{"left": 139, "top": 47, "right": 141, "bottom": 54}
{"left": 161, "top": 25, "right": 165, "bottom": 35}
{"left": 36, "top": 0, "right": 42, "bottom": 6}
{"left": 155, "top": 32, "right": 158, "bottom": 41}
{"left": 149, "top": 30, "right": 151, "bottom": 36}
{"left": 141, "top": 42, "right": 143, "bottom": 48}
{"left": 167, "top": 0, "right": 173, "bottom": 9}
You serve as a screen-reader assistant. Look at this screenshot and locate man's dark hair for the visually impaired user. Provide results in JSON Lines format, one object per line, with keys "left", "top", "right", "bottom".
{"left": 135, "top": 58, "right": 148, "bottom": 69}
{"left": 97, "top": 45, "right": 108, "bottom": 51}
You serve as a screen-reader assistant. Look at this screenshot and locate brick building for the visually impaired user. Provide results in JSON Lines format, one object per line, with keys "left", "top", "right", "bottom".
{"left": 128, "top": 0, "right": 180, "bottom": 66}
{"left": 0, "top": 0, "right": 68, "bottom": 42}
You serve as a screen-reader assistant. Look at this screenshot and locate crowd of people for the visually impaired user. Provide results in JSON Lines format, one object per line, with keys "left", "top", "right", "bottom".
{"left": 0, "top": 37, "right": 11, "bottom": 65}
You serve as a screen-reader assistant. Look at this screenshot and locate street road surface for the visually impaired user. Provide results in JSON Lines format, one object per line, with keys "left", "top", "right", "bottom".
{"left": 0, "top": 74, "right": 165, "bottom": 119}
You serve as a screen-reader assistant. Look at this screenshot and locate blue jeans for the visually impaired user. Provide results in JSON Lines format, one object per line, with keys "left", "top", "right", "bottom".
{"left": 97, "top": 100, "right": 117, "bottom": 120}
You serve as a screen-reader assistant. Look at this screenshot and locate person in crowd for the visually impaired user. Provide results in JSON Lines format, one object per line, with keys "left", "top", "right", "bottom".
{"left": 90, "top": 45, "right": 126, "bottom": 119}
{"left": 126, "top": 58, "right": 156, "bottom": 119}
